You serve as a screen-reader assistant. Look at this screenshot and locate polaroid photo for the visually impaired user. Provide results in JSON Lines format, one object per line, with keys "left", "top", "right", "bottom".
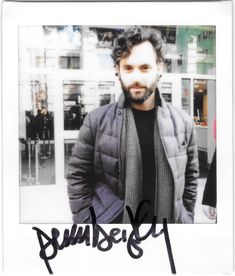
{"left": 1, "top": 0, "right": 234, "bottom": 275}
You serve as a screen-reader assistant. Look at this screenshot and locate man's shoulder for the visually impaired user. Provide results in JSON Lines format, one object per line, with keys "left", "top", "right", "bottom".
{"left": 169, "top": 104, "right": 191, "bottom": 119}
{"left": 166, "top": 103, "right": 194, "bottom": 130}
{"left": 86, "top": 102, "right": 118, "bottom": 123}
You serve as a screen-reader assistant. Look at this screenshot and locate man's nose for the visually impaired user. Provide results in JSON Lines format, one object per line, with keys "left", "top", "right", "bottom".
{"left": 129, "top": 69, "right": 143, "bottom": 83}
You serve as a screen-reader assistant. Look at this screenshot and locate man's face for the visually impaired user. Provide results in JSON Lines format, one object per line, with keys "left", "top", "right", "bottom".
{"left": 118, "top": 41, "right": 159, "bottom": 104}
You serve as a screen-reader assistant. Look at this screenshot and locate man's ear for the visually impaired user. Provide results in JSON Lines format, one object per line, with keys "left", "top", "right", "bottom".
{"left": 115, "top": 65, "right": 121, "bottom": 80}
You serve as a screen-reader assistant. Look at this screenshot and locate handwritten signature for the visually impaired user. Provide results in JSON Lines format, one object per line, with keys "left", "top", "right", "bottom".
{"left": 33, "top": 200, "right": 176, "bottom": 274}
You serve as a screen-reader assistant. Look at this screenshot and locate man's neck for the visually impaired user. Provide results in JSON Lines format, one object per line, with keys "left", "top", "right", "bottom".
{"left": 131, "top": 93, "right": 155, "bottom": 111}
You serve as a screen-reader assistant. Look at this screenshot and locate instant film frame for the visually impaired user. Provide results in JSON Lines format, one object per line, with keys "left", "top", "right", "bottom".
{"left": 1, "top": 1, "right": 233, "bottom": 275}
{"left": 17, "top": 24, "right": 217, "bottom": 224}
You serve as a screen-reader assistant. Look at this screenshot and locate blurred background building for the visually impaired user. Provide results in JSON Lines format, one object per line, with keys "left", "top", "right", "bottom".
{"left": 18, "top": 25, "right": 216, "bottom": 223}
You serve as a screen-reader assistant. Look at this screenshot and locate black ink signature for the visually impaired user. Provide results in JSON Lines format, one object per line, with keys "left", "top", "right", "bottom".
{"left": 32, "top": 200, "right": 176, "bottom": 275}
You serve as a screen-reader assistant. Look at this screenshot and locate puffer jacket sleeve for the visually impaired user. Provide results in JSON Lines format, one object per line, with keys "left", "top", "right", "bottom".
{"left": 183, "top": 121, "right": 199, "bottom": 219}
{"left": 67, "top": 113, "right": 95, "bottom": 223}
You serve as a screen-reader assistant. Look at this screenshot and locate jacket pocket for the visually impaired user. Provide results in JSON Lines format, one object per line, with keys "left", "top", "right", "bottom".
{"left": 92, "top": 181, "right": 124, "bottom": 223}
{"left": 179, "top": 142, "right": 187, "bottom": 153}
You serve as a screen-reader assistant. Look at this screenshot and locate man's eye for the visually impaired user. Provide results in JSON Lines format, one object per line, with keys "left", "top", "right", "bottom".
{"left": 125, "top": 66, "right": 132, "bottom": 71}
{"left": 141, "top": 65, "right": 150, "bottom": 71}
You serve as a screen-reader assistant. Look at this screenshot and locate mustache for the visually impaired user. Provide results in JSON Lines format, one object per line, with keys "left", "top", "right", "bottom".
{"left": 128, "top": 83, "right": 146, "bottom": 89}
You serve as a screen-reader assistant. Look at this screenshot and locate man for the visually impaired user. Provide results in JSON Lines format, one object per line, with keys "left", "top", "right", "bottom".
{"left": 67, "top": 26, "right": 199, "bottom": 224}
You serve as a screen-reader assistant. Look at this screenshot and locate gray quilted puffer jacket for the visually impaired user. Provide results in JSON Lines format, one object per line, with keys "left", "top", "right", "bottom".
{"left": 67, "top": 90, "right": 199, "bottom": 224}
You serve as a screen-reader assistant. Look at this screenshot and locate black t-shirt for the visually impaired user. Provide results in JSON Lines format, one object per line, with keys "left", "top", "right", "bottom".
{"left": 132, "top": 107, "right": 156, "bottom": 222}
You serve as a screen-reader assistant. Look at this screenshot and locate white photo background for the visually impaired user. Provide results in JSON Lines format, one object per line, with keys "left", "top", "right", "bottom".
{"left": 2, "top": 1, "right": 233, "bottom": 275}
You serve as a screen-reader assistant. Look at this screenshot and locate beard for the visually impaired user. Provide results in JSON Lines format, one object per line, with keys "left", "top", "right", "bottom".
{"left": 120, "top": 80, "right": 157, "bottom": 104}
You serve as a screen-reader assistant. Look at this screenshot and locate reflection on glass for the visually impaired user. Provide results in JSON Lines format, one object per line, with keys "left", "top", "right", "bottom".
{"left": 89, "top": 27, "right": 122, "bottom": 48}
{"left": 63, "top": 81, "right": 85, "bottom": 130}
{"left": 19, "top": 25, "right": 215, "bottom": 75}
{"left": 182, "top": 79, "right": 190, "bottom": 115}
{"left": 59, "top": 54, "right": 81, "bottom": 69}
{"left": 161, "top": 26, "right": 215, "bottom": 74}
{"left": 88, "top": 27, "right": 123, "bottom": 71}
{"left": 193, "top": 79, "right": 208, "bottom": 126}
{"left": 31, "top": 49, "right": 57, "bottom": 69}
{"left": 159, "top": 82, "right": 172, "bottom": 103}
{"left": 19, "top": 77, "right": 55, "bottom": 186}
{"left": 63, "top": 81, "right": 115, "bottom": 130}
{"left": 20, "top": 26, "right": 82, "bottom": 70}
{"left": 98, "top": 81, "right": 115, "bottom": 106}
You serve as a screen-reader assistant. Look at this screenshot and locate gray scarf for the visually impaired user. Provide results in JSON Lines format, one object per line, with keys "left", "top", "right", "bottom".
{"left": 122, "top": 107, "right": 143, "bottom": 223}
{"left": 121, "top": 103, "right": 174, "bottom": 223}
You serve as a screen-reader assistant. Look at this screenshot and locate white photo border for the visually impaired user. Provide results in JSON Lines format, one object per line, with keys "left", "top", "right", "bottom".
{"left": 2, "top": 1, "right": 233, "bottom": 275}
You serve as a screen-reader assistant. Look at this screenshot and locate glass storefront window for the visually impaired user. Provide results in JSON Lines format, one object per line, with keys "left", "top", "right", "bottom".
{"left": 193, "top": 79, "right": 208, "bottom": 126}
{"left": 98, "top": 81, "right": 115, "bottom": 105}
{"left": 63, "top": 81, "right": 85, "bottom": 130}
{"left": 63, "top": 80, "right": 115, "bottom": 131}
{"left": 89, "top": 27, "right": 122, "bottom": 71}
{"left": 20, "top": 25, "right": 215, "bottom": 74}
{"left": 157, "top": 26, "right": 216, "bottom": 75}
{"left": 158, "top": 82, "right": 172, "bottom": 103}
{"left": 182, "top": 79, "right": 191, "bottom": 114}
{"left": 20, "top": 26, "right": 82, "bottom": 70}
{"left": 19, "top": 76, "right": 55, "bottom": 185}
{"left": 59, "top": 56, "right": 81, "bottom": 69}
{"left": 176, "top": 26, "right": 216, "bottom": 75}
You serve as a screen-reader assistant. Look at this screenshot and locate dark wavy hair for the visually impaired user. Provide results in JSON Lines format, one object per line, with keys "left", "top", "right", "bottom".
{"left": 112, "top": 26, "right": 165, "bottom": 66}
